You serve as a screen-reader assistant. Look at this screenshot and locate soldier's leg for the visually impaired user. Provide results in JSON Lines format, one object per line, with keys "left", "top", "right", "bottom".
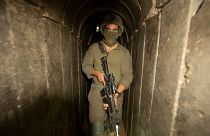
{"left": 88, "top": 88, "right": 107, "bottom": 136}
{"left": 91, "top": 122, "right": 105, "bottom": 136}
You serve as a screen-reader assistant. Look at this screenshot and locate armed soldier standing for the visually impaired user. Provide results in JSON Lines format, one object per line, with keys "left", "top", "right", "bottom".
{"left": 82, "top": 14, "right": 133, "bottom": 136}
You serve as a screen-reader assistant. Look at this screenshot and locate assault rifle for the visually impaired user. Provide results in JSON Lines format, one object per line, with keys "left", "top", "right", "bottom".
{"left": 100, "top": 56, "right": 120, "bottom": 136}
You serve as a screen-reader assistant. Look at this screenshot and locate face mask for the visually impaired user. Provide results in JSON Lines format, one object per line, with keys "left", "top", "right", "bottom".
{"left": 103, "top": 29, "right": 119, "bottom": 47}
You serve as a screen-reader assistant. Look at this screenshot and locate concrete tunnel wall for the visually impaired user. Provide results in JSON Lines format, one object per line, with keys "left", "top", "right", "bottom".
{"left": 0, "top": 0, "right": 210, "bottom": 136}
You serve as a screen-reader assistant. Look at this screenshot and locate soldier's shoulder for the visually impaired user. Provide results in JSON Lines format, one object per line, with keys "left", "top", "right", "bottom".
{"left": 90, "top": 42, "right": 98, "bottom": 47}
{"left": 118, "top": 44, "right": 130, "bottom": 53}
{"left": 88, "top": 42, "right": 99, "bottom": 51}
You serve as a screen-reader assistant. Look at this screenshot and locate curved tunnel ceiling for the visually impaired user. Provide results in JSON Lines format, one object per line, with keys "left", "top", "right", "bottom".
{"left": 69, "top": 0, "right": 141, "bottom": 41}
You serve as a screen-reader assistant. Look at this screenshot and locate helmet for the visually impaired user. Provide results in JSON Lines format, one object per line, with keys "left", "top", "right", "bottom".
{"left": 100, "top": 14, "right": 124, "bottom": 36}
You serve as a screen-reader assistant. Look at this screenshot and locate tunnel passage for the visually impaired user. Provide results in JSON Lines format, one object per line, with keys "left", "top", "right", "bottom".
{"left": 0, "top": 0, "right": 210, "bottom": 136}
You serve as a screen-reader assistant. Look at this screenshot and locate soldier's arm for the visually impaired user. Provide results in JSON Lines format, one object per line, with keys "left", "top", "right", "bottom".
{"left": 82, "top": 46, "right": 95, "bottom": 79}
{"left": 90, "top": 70, "right": 105, "bottom": 85}
{"left": 118, "top": 50, "right": 133, "bottom": 91}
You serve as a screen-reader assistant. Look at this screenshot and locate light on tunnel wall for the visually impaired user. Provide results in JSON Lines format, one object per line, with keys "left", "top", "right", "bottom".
{"left": 96, "top": 25, "right": 100, "bottom": 32}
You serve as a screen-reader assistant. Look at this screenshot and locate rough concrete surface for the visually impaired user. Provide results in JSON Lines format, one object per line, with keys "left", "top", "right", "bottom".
{"left": 0, "top": 0, "right": 210, "bottom": 136}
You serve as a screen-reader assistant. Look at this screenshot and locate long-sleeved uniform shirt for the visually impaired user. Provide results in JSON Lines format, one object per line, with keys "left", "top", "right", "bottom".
{"left": 82, "top": 41, "right": 133, "bottom": 90}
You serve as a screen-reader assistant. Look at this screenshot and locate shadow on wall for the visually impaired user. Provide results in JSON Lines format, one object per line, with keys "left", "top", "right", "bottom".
{"left": 0, "top": 86, "right": 90, "bottom": 136}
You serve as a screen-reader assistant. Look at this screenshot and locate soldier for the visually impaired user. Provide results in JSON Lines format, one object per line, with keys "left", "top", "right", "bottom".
{"left": 82, "top": 14, "right": 133, "bottom": 136}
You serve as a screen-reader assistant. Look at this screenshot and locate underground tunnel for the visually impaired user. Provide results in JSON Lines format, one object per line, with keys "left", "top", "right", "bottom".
{"left": 0, "top": 0, "right": 210, "bottom": 136}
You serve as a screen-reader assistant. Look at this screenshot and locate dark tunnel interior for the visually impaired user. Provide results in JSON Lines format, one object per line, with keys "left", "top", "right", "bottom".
{"left": 0, "top": 0, "right": 210, "bottom": 136}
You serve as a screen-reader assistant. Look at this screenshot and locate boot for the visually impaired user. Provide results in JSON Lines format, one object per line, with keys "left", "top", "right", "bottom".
{"left": 91, "top": 122, "right": 105, "bottom": 136}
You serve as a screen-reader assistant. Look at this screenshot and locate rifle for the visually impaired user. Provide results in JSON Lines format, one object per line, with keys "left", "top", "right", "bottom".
{"left": 100, "top": 56, "right": 120, "bottom": 136}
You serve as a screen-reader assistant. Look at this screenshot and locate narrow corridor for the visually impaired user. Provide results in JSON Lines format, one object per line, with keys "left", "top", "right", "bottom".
{"left": 0, "top": 0, "right": 210, "bottom": 136}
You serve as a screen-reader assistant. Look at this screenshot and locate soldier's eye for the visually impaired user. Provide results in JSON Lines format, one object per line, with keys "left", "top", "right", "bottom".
{"left": 106, "top": 28, "right": 112, "bottom": 31}
{"left": 112, "top": 29, "right": 119, "bottom": 32}
{"left": 105, "top": 28, "right": 119, "bottom": 32}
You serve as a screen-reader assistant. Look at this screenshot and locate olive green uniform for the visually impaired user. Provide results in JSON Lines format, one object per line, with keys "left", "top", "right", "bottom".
{"left": 82, "top": 41, "right": 133, "bottom": 123}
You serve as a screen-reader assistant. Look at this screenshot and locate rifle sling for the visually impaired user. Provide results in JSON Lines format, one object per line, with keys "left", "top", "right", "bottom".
{"left": 98, "top": 41, "right": 108, "bottom": 56}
